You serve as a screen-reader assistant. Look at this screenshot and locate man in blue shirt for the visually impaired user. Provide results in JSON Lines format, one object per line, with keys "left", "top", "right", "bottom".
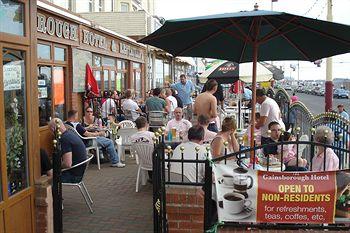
{"left": 171, "top": 74, "right": 194, "bottom": 120}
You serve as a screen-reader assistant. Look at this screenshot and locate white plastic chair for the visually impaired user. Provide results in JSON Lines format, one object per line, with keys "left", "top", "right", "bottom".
{"left": 65, "top": 124, "right": 102, "bottom": 170}
{"left": 62, "top": 154, "right": 94, "bottom": 213}
{"left": 131, "top": 143, "right": 154, "bottom": 192}
{"left": 148, "top": 111, "right": 167, "bottom": 129}
{"left": 123, "top": 109, "right": 141, "bottom": 121}
{"left": 119, "top": 120, "right": 136, "bottom": 129}
{"left": 116, "top": 127, "right": 138, "bottom": 161}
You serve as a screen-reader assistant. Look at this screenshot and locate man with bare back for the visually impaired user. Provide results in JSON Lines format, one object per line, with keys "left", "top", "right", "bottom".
{"left": 194, "top": 79, "right": 218, "bottom": 132}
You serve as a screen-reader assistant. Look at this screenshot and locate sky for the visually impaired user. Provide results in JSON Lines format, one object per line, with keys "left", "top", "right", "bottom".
{"left": 154, "top": 0, "right": 350, "bottom": 80}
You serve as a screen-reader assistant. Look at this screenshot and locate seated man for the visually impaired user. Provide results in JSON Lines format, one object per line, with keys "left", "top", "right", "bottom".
{"left": 66, "top": 110, "right": 125, "bottom": 168}
{"left": 122, "top": 89, "right": 142, "bottom": 121}
{"left": 170, "top": 125, "right": 208, "bottom": 182}
{"left": 131, "top": 116, "right": 155, "bottom": 180}
{"left": 48, "top": 118, "right": 87, "bottom": 183}
{"left": 130, "top": 116, "right": 155, "bottom": 144}
{"left": 165, "top": 107, "right": 192, "bottom": 140}
{"left": 262, "top": 121, "right": 281, "bottom": 156}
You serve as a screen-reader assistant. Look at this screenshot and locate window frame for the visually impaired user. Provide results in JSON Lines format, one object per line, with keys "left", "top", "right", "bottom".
{"left": 0, "top": 0, "right": 30, "bottom": 46}
{"left": 120, "top": 2, "right": 129, "bottom": 12}
{"left": 37, "top": 41, "right": 68, "bottom": 126}
{"left": 0, "top": 42, "right": 32, "bottom": 201}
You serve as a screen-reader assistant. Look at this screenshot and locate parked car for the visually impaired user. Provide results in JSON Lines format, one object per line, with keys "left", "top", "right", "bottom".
{"left": 317, "top": 88, "right": 325, "bottom": 96}
{"left": 333, "top": 89, "right": 341, "bottom": 98}
{"left": 284, "top": 85, "right": 292, "bottom": 91}
{"left": 336, "top": 89, "right": 349, "bottom": 99}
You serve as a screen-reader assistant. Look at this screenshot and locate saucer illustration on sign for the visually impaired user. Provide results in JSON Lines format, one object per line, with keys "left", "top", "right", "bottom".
{"left": 229, "top": 206, "right": 254, "bottom": 220}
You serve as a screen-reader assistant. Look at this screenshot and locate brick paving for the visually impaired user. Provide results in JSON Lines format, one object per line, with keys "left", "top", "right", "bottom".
{"left": 62, "top": 157, "right": 153, "bottom": 233}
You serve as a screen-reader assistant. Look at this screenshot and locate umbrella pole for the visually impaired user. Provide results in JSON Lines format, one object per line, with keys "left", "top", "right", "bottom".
{"left": 250, "top": 43, "right": 258, "bottom": 164}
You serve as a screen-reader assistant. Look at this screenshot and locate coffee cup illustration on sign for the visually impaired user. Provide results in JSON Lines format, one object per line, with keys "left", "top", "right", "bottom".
{"left": 223, "top": 192, "right": 252, "bottom": 214}
{"left": 233, "top": 175, "right": 253, "bottom": 191}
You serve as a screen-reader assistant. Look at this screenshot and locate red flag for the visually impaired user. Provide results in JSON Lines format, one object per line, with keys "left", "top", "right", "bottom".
{"left": 86, "top": 63, "right": 99, "bottom": 96}
{"left": 231, "top": 80, "right": 244, "bottom": 94}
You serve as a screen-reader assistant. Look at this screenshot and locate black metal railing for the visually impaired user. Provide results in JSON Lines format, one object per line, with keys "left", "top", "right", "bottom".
{"left": 152, "top": 131, "right": 212, "bottom": 233}
{"left": 152, "top": 127, "right": 350, "bottom": 232}
{"left": 52, "top": 119, "right": 63, "bottom": 233}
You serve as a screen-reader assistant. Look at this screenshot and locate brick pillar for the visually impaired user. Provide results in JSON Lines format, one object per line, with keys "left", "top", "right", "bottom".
{"left": 35, "top": 176, "right": 53, "bottom": 233}
{"left": 166, "top": 186, "right": 204, "bottom": 233}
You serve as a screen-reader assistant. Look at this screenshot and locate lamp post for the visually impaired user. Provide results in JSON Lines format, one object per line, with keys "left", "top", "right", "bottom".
{"left": 325, "top": 0, "right": 333, "bottom": 112}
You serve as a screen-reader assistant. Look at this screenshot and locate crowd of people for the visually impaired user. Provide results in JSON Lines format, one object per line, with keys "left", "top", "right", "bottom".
{"left": 43, "top": 74, "right": 344, "bottom": 184}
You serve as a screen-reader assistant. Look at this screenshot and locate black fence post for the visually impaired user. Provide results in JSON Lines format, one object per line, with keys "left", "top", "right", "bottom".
{"left": 160, "top": 142, "right": 167, "bottom": 233}
{"left": 52, "top": 120, "right": 63, "bottom": 233}
{"left": 152, "top": 144, "right": 161, "bottom": 233}
{"left": 204, "top": 160, "right": 213, "bottom": 232}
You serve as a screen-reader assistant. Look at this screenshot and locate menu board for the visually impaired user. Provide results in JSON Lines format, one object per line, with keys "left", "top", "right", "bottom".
{"left": 72, "top": 48, "right": 92, "bottom": 92}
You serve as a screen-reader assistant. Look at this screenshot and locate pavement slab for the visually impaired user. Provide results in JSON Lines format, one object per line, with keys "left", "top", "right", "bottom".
{"left": 62, "top": 158, "right": 153, "bottom": 233}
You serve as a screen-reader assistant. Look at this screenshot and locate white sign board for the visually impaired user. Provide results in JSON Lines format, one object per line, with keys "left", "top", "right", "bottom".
{"left": 38, "top": 87, "right": 48, "bottom": 98}
{"left": 3, "top": 64, "right": 22, "bottom": 91}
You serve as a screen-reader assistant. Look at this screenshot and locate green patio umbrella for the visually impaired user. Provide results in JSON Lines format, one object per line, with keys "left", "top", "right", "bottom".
{"left": 138, "top": 9, "right": 350, "bottom": 159}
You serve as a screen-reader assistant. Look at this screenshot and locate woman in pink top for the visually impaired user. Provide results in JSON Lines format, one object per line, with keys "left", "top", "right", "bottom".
{"left": 291, "top": 92, "right": 299, "bottom": 103}
{"left": 312, "top": 126, "right": 339, "bottom": 171}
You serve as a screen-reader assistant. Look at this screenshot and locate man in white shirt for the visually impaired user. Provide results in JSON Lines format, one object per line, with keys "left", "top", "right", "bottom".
{"left": 255, "top": 88, "right": 285, "bottom": 145}
{"left": 170, "top": 125, "right": 208, "bottom": 182}
{"left": 130, "top": 116, "right": 154, "bottom": 144}
{"left": 101, "top": 91, "right": 118, "bottom": 118}
{"left": 165, "top": 88, "right": 178, "bottom": 118}
{"left": 165, "top": 107, "right": 192, "bottom": 139}
{"left": 122, "top": 89, "right": 141, "bottom": 121}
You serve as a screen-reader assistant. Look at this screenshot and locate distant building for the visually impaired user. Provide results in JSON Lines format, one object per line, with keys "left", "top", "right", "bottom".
{"left": 47, "top": 0, "right": 196, "bottom": 89}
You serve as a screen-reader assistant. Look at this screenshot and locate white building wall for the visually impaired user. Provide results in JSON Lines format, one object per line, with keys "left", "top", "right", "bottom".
{"left": 80, "top": 11, "right": 147, "bottom": 37}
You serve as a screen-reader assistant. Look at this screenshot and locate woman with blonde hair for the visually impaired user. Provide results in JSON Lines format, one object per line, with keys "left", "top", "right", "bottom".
{"left": 211, "top": 117, "right": 239, "bottom": 158}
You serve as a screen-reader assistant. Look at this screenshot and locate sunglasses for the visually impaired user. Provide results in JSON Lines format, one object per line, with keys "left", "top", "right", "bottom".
{"left": 86, "top": 110, "right": 93, "bottom": 113}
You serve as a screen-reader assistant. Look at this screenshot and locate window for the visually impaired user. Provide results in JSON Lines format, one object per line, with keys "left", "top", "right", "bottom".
{"left": 164, "top": 63, "right": 170, "bottom": 82}
{"left": 89, "top": 0, "right": 93, "bottom": 12}
{"left": 102, "top": 57, "right": 115, "bottom": 66}
{"left": 93, "top": 55, "right": 102, "bottom": 67}
{"left": 3, "top": 48, "right": 29, "bottom": 196}
{"left": 104, "top": 0, "right": 114, "bottom": 11}
{"left": 117, "top": 59, "right": 128, "bottom": 92}
{"left": 95, "top": 0, "right": 103, "bottom": 12}
{"left": 103, "top": 70, "right": 109, "bottom": 91}
{"left": 37, "top": 44, "right": 51, "bottom": 60}
{"left": 155, "top": 59, "right": 164, "bottom": 88}
{"left": 37, "top": 42, "right": 67, "bottom": 126}
{"left": 54, "top": 47, "right": 65, "bottom": 61}
{"left": 133, "top": 62, "right": 141, "bottom": 98}
{"left": 74, "top": 0, "right": 92, "bottom": 13}
{"left": 0, "top": 0, "right": 24, "bottom": 36}
{"left": 38, "top": 66, "right": 52, "bottom": 126}
{"left": 110, "top": 70, "right": 116, "bottom": 90}
{"left": 120, "top": 2, "right": 129, "bottom": 12}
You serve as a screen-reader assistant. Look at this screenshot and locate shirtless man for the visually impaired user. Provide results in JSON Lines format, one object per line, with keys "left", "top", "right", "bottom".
{"left": 194, "top": 79, "right": 218, "bottom": 132}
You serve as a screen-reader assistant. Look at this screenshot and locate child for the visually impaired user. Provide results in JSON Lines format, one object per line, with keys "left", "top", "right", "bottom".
{"left": 107, "top": 114, "right": 119, "bottom": 136}
{"left": 278, "top": 131, "right": 308, "bottom": 170}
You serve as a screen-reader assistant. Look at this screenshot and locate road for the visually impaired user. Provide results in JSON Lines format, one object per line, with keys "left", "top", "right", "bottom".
{"left": 286, "top": 91, "right": 349, "bottom": 115}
